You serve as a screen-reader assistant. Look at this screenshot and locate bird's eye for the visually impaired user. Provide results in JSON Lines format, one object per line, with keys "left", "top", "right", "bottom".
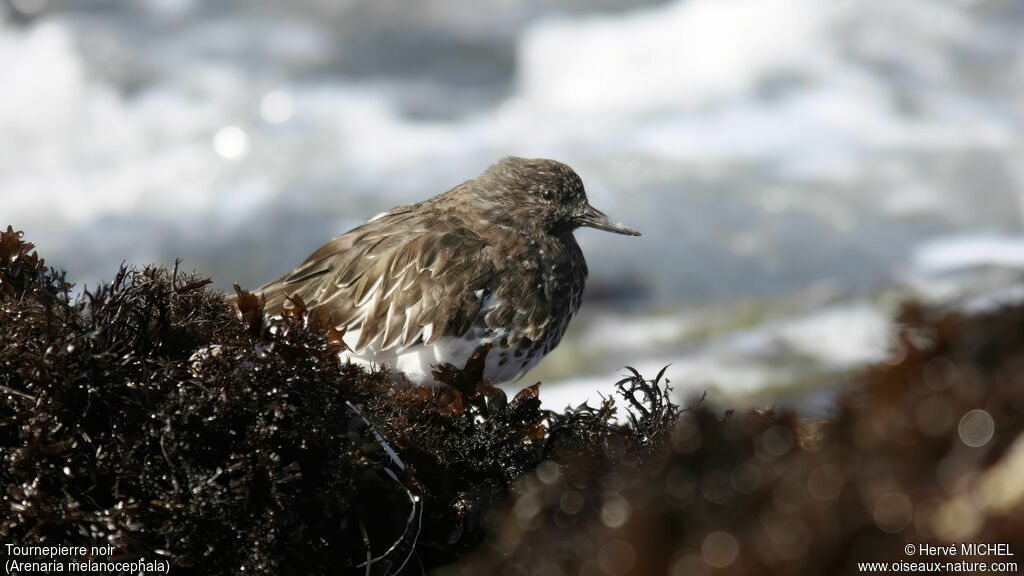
{"left": 541, "top": 190, "right": 554, "bottom": 201}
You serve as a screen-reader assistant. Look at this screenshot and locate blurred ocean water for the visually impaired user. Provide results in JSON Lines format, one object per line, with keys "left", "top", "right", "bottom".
{"left": 3, "top": 0, "right": 1024, "bottom": 411}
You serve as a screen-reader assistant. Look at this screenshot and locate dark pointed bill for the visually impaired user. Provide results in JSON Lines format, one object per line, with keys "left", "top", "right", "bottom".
{"left": 574, "top": 204, "right": 641, "bottom": 236}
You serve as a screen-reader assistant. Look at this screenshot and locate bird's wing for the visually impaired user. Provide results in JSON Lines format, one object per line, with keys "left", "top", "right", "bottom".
{"left": 258, "top": 209, "right": 499, "bottom": 352}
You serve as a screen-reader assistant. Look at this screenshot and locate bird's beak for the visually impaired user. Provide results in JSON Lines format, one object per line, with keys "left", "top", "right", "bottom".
{"left": 574, "top": 203, "right": 641, "bottom": 236}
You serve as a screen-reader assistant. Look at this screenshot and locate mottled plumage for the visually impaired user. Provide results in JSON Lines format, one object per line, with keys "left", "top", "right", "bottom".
{"left": 254, "top": 157, "right": 640, "bottom": 385}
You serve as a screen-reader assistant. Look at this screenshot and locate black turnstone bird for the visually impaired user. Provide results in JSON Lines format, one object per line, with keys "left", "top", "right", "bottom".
{"left": 256, "top": 157, "right": 640, "bottom": 385}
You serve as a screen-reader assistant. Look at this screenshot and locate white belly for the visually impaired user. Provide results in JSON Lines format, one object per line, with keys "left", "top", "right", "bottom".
{"left": 339, "top": 329, "right": 544, "bottom": 386}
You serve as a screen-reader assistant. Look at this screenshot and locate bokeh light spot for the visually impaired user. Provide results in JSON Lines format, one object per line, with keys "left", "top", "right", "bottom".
{"left": 671, "top": 553, "right": 710, "bottom": 576}
{"left": 807, "top": 464, "right": 844, "bottom": 501}
{"left": 702, "top": 469, "right": 733, "bottom": 503}
{"left": 536, "top": 460, "right": 560, "bottom": 484}
{"left": 600, "top": 493, "right": 631, "bottom": 529}
{"left": 513, "top": 492, "right": 542, "bottom": 527}
{"left": 731, "top": 462, "right": 762, "bottom": 495}
{"left": 958, "top": 409, "right": 995, "bottom": 448}
{"left": 873, "top": 492, "right": 913, "bottom": 533}
{"left": 213, "top": 126, "right": 250, "bottom": 160}
{"left": 762, "top": 425, "right": 793, "bottom": 457}
{"left": 260, "top": 90, "right": 295, "bottom": 124}
{"left": 559, "top": 490, "right": 584, "bottom": 515}
{"left": 702, "top": 531, "right": 739, "bottom": 568}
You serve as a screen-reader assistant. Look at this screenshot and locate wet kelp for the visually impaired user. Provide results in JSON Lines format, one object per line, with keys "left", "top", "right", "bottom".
{"left": 3, "top": 226, "right": 1024, "bottom": 575}
{"left": 0, "top": 227, "right": 669, "bottom": 573}
{"left": 446, "top": 309, "right": 1024, "bottom": 574}
{"left": 1, "top": 227, "right": 402, "bottom": 573}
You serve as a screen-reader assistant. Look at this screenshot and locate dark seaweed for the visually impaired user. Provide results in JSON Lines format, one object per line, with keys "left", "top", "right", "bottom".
{"left": 4, "top": 226, "right": 1024, "bottom": 576}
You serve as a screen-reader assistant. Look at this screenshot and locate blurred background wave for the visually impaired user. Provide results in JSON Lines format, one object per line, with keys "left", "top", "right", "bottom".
{"left": 4, "top": 0, "right": 1024, "bottom": 412}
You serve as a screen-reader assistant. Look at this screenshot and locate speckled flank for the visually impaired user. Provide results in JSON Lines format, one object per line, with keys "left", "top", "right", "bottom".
{"left": 337, "top": 294, "right": 551, "bottom": 383}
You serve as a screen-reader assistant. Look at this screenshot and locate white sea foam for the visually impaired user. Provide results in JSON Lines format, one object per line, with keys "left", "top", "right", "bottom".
{"left": 912, "top": 235, "right": 1024, "bottom": 274}
{"left": 772, "top": 303, "right": 891, "bottom": 367}
{"left": 518, "top": 0, "right": 827, "bottom": 115}
{"left": 514, "top": 300, "right": 892, "bottom": 414}
{"left": 4, "top": 0, "right": 1020, "bottom": 262}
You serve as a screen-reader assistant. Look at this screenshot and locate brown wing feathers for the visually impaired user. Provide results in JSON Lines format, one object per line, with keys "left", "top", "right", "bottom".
{"left": 255, "top": 202, "right": 581, "bottom": 355}
{"left": 257, "top": 210, "right": 496, "bottom": 352}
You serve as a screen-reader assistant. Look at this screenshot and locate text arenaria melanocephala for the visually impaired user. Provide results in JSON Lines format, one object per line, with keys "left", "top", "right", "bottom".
{"left": 255, "top": 157, "right": 640, "bottom": 385}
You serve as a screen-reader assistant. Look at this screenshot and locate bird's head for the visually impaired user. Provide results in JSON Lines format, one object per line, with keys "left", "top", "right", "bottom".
{"left": 476, "top": 157, "right": 641, "bottom": 237}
